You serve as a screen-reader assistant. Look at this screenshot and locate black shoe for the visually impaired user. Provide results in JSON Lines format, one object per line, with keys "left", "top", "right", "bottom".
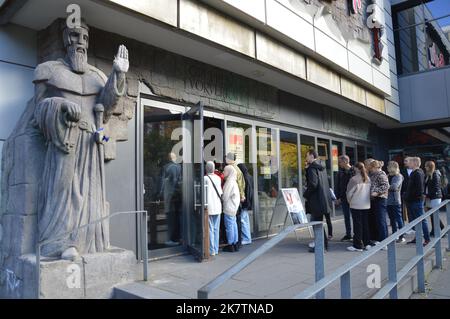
{"left": 223, "top": 245, "right": 235, "bottom": 252}
{"left": 430, "top": 232, "right": 435, "bottom": 237}
{"left": 341, "top": 235, "right": 352, "bottom": 242}
{"left": 233, "top": 243, "right": 240, "bottom": 252}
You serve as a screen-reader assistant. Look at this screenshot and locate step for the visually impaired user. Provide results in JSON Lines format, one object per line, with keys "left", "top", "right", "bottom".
{"left": 113, "top": 282, "right": 187, "bottom": 299}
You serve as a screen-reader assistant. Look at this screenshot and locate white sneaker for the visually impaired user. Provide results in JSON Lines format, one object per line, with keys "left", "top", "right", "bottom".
{"left": 308, "top": 242, "right": 315, "bottom": 248}
{"left": 347, "top": 246, "right": 363, "bottom": 252}
{"left": 241, "top": 240, "right": 252, "bottom": 245}
{"left": 365, "top": 245, "right": 372, "bottom": 250}
{"left": 396, "top": 238, "right": 406, "bottom": 243}
{"left": 372, "top": 241, "right": 380, "bottom": 246}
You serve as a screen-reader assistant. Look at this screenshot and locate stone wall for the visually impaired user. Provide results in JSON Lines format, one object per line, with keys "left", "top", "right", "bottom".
{"left": 37, "top": 18, "right": 377, "bottom": 142}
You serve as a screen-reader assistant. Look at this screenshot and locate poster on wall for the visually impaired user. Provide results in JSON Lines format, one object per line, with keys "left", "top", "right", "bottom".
{"left": 281, "top": 188, "right": 308, "bottom": 224}
{"left": 228, "top": 127, "right": 244, "bottom": 163}
{"left": 332, "top": 144, "right": 339, "bottom": 172}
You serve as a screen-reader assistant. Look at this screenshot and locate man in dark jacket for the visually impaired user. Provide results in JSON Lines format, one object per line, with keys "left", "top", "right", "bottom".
{"left": 303, "top": 149, "right": 332, "bottom": 251}
{"left": 405, "top": 157, "right": 430, "bottom": 245}
{"left": 401, "top": 156, "right": 413, "bottom": 223}
{"left": 334, "top": 155, "right": 355, "bottom": 241}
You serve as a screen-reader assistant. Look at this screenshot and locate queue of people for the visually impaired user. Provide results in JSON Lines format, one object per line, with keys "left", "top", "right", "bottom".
{"left": 330, "top": 155, "right": 446, "bottom": 253}
{"left": 204, "top": 153, "right": 254, "bottom": 256}
{"left": 204, "top": 149, "right": 445, "bottom": 257}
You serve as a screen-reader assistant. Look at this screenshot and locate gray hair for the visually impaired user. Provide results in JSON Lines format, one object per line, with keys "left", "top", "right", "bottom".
{"left": 205, "top": 161, "right": 215, "bottom": 174}
{"left": 338, "top": 155, "right": 350, "bottom": 163}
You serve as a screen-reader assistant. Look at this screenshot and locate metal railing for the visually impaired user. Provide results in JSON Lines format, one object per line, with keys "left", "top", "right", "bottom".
{"left": 197, "top": 221, "right": 325, "bottom": 299}
{"left": 295, "top": 200, "right": 450, "bottom": 299}
{"left": 35, "top": 210, "right": 148, "bottom": 299}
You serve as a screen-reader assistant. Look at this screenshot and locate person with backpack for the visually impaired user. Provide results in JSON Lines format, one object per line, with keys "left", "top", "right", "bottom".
{"left": 424, "top": 161, "right": 445, "bottom": 237}
{"left": 238, "top": 163, "right": 254, "bottom": 245}
{"left": 303, "top": 149, "right": 332, "bottom": 252}
{"left": 204, "top": 161, "right": 223, "bottom": 257}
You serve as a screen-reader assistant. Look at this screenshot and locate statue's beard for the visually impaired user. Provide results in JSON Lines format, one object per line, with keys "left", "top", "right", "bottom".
{"left": 67, "top": 46, "right": 88, "bottom": 74}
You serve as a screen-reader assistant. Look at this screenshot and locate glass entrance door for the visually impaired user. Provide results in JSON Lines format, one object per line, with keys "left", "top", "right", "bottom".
{"left": 141, "top": 99, "right": 206, "bottom": 260}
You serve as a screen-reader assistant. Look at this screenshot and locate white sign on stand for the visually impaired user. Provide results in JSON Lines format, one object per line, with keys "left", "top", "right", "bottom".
{"left": 266, "top": 188, "right": 311, "bottom": 240}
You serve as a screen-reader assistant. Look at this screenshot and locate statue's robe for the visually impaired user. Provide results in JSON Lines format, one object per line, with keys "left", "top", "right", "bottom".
{"left": 33, "top": 59, "right": 125, "bottom": 257}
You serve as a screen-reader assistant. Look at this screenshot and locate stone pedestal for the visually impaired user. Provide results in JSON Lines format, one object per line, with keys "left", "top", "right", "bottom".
{"left": 1, "top": 248, "right": 139, "bottom": 299}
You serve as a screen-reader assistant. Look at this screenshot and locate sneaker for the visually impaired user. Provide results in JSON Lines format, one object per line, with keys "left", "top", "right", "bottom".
{"left": 396, "top": 238, "right": 406, "bottom": 243}
{"left": 233, "top": 243, "right": 240, "bottom": 251}
{"left": 372, "top": 241, "right": 380, "bottom": 246}
{"left": 365, "top": 245, "right": 372, "bottom": 250}
{"left": 241, "top": 240, "right": 252, "bottom": 245}
{"left": 381, "top": 246, "right": 388, "bottom": 251}
{"left": 341, "top": 235, "right": 352, "bottom": 242}
{"left": 423, "top": 240, "right": 430, "bottom": 246}
{"left": 328, "top": 235, "right": 333, "bottom": 240}
{"left": 308, "top": 242, "right": 315, "bottom": 249}
{"left": 347, "top": 246, "right": 363, "bottom": 252}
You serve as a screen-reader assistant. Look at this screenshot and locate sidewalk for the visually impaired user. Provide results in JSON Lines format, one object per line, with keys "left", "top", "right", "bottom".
{"left": 132, "top": 214, "right": 448, "bottom": 299}
{"left": 411, "top": 249, "right": 450, "bottom": 299}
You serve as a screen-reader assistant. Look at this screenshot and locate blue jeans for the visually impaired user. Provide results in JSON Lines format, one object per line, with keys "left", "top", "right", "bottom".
{"left": 341, "top": 200, "right": 352, "bottom": 237}
{"left": 224, "top": 214, "right": 238, "bottom": 245}
{"left": 387, "top": 204, "right": 404, "bottom": 237}
{"left": 240, "top": 209, "right": 252, "bottom": 244}
{"left": 407, "top": 200, "right": 430, "bottom": 242}
{"left": 209, "top": 215, "right": 220, "bottom": 255}
{"left": 373, "top": 197, "right": 388, "bottom": 241}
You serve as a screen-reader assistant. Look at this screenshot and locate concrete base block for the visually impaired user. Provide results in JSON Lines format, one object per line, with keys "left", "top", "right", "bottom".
{"left": 1, "top": 247, "right": 139, "bottom": 299}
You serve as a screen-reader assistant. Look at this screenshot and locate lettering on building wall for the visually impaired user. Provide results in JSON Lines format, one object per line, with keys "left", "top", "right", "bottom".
{"left": 367, "top": 1, "right": 384, "bottom": 65}
{"left": 348, "top": 0, "right": 362, "bottom": 14}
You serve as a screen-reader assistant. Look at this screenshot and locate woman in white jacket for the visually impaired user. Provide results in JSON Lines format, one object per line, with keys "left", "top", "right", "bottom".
{"left": 346, "top": 162, "right": 372, "bottom": 252}
{"left": 204, "top": 161, "right": 223, "bottom": 257}
{"left": 222, "top": 165, "right": 240, "bottom": 252}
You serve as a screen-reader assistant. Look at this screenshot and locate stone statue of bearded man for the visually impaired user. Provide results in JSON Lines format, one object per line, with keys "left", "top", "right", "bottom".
{"left": 33, "top": 20, "right": 129, "bottom": 260}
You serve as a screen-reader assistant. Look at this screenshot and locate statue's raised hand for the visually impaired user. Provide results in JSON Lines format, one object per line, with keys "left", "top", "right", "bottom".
{"left": 113, "top": 45, "right": 129, "bottom": 74}
{"left": 61, "top": 101, "right": 81, "bottom": 123}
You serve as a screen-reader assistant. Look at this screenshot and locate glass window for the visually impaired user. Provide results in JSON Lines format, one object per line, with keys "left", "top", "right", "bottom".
{"left": 367, "top": 146, "right": 374, "bottom": 160}
{"left": 226, "top": 121, "right": 255, "bottom": 235}
{"left": 331, "top": 141, "right": 343, "bottom": 185}
{"left": 345, "top": 146, "right": 356, "bottom": 165}
{"left": 255, "top": 126, "right": 278, "bottom": 237}
{"left": 357, "top": 145, "right": 366, "bottom": 163}
{"left": 143, "top": 106, "right": 183, "bottom": 251}
{"left": 280, "top": 131, "right": 299, "bottom": 190}
{"left": 318, "top": 138, "right": 332, "bottom": 186}
{"left": 300, "top": 135, "right": 315, "bottom": 195}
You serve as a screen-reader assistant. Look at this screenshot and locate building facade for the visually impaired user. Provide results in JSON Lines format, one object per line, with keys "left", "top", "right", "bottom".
{"left": 0, "top": 0, "right": 447, "bottom": 261}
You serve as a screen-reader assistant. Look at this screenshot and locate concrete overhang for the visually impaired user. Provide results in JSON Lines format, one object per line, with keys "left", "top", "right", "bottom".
{"left": 1, "top": 0, "right": 401, "bottom": 129}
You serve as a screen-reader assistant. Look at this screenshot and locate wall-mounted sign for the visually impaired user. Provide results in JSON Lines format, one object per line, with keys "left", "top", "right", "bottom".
{"left": 367, "top": 1, "right": 385, "bottom": 65}
{"left": 428, "top": 43, "right": 446, "bottom": 68}
{"left": 349, "top": 0, "right": 362, "bottom": 15}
